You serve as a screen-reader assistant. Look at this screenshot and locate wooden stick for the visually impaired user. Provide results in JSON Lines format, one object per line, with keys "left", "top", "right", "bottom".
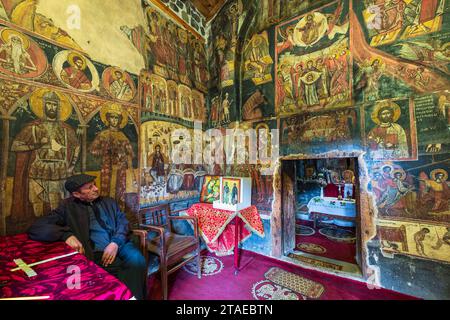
{"left": 0, "top": 296, "right": 50, "bottom": 300}
{"left": 10, "top": 251, "right": 78, "bottom": 272}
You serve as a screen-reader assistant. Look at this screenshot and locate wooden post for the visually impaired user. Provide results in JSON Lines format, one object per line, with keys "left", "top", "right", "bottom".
{"left": 282, "top": 160, "right": 296, "bottom": 256}
{"left": 0, "top": 115, "right": 15, "bottom": 236}
{"left": 271, "top": 162, "right": 283, "bottom": 257}
{"left": 78, "top": 124, "right": 89, "bottom": 172}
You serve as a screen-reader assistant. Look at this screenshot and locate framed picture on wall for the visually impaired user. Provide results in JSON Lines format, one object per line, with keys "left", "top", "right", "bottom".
{"left": 222, "top": 178, "right": 241, "bottom": 205}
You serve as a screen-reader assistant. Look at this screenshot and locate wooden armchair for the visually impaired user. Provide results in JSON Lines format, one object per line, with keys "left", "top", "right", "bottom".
{"left": 137, "top": 204, "right": 201, "bottom": 300}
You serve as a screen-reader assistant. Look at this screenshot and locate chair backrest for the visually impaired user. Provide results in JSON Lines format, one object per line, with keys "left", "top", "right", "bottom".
{"left": 138, "top": 204, "right": 171, "bottom": 231}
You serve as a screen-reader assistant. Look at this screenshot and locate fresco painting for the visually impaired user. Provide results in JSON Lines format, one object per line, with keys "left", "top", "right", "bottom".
{"left": 0, "top": 27, "right": 47, "bottom": 78}
{"left": 102, "top": 67, "right": 136, "bottom": 102}
{"left": 1, "top": 0, "right": 83, "bottom": 51}
{"left": 53, "top": 50, "right": 99, "bottom": 92}
{"left": 131, "top": 1, "right": 208, "bottom": 125}
{"left": 140, "top": 120, "right": 207, "bottom": 207}
{"left": 275, "top": 0, "right": 352, "bottom": 116}
{"left": 352, "top": 0, "right": 450, "bottom": 103}
{"left": 377, "top": 219, "right": 450, "bottom": 263}
{"left": 243, "top": 31, "right": 274, "bottom": 85}
{"left": 363, "top": 98, "right": 418, "bottom": 161}
{"left": 414, "top": 91, "right": 450, "bottom": 152}
{"left": 0, "top": 0, "right": 449, "bottom": 300}
{"left": 370, "top": 157, "right": 450, "bottom": 224}
{"left": 1, "top": 79, "right": 139, "bottom": 235}
{"left": 281, "top": 107, "right": 360, "bottom": 155}
{"left": 88, "top": 103, "right": 138, "bottom": 211}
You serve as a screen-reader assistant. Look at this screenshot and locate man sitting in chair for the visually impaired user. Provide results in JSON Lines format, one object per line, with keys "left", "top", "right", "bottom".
{"left": 28, "top": 174, "right": 147, "bottom": 300}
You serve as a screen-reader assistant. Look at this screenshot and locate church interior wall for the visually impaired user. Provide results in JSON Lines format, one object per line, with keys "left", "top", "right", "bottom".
{"left": 1, "top": 0, "right": 449, "bottom": 299}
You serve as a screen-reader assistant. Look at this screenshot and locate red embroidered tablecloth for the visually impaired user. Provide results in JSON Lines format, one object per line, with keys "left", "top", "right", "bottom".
{"left": 0, "top": 234, "right": 133, "bottom": 300}
{"left": 184, "top": 203, "right": 265, "bottom": 256}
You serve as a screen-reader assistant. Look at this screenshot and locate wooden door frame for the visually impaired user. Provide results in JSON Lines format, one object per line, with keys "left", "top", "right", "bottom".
{"left": 271, "top": 151, "right": 376, "bottom": 281}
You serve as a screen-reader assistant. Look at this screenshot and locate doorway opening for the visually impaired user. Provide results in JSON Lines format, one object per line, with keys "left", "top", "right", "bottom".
{"left": 281, "top": 157, "right": 363, "bottom": 276}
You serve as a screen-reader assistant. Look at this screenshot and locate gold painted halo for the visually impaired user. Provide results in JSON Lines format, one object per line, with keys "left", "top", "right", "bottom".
{"left": 371, "top": 101, "right": 401, "bottom": 125}
{"left": 431, "top": 169, "right": 448, "bottom": 181}
{"left": 67, "top": 51, "right": 87, "bottom": 70}
{"left": 100, "top": 103, "right": 128, "bottom": 129}
{"left": 370, "top": 57, "right": 383, "bottom": 66}
{"left": 391, "top": 169, "right": 406, "bottom": 181}
{"left": 1, "top": 28, "right": 30, "bottom": 49}
{"left": 29, "top": 88, "right": 72, "bottom": 121}
{"left": 111, "top": 68, "right": 124, "bottom": 80}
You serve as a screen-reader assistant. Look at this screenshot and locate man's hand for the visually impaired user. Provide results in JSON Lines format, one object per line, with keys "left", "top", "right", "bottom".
{"left": 65, "top": 235, "right": 85, "bottom": 255}
{"left": 102, "top": 242, "right": 119, "bottom": 267}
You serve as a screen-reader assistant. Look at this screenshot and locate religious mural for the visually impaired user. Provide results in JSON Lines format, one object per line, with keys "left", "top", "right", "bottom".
{"left": 275, "top": 0, "right": 352, "bottom": 116}
{"left": 207, "top": 1, "right": 242, "bottom": 127}
{"left": 281, "top": 107, "right": 361, "bottom": 155}
{"left": 238, "top": 19, "right": 276, "bottom": 123}
{"left": 0, "top": 0, "right": 83, "bottom": 50}
{"left": 208, "top": 89, "right": 235, "bottom": 127}
{"left": 87, "top": 103, "right": 139, "bottom": 211}
{"left": 140, "top": 120, "right": 207, "bottom": 207}
{"left": 243, "top": 31, "right": 274, "bottom": 85}
{"left": 377, "top": 219, "right": 450, "bottom": 263}
{"left": 252, "top": 0, "right": 332, "bottom": 32}
{"left": 124, "top": 1, "right": 209, "bottom": 125}
{"left": 0, "top": 9, "right": 141, "bottom": 235}
{"left": 138, "top": 1, "right": 208, "bottom": 92}
{"left": 0, "top": 18, "right": 141, "bottom": 104}
{"left": 352, "top": 0, "right": 450, "bottom": 103}
{"left": 7, "top": 88, "right": 81, "bottom": 226}
{"left": 0, "top": 0, "right": 146, "bottom": 74}
{"left": 370, "top": 156, "right": 450, "bottom": 223}
{"left": 1, "top": 80, "right": 140, "bottom": 234}
{"left": 102, "top": 67, "right": 136, "bottom": 102}
{"left": 414, "top": 91, "right": 450, "bottom": 153}
{"left": 0, "top": 27, "right": 47, "bottom": 78}
{"left": 53, "top": 50, "right": 99, "bottom": 92}
{"left": 250, "top": 120, "right": 276, "bottom": 214}
{"left": 363, "top": 98, "right": 418, "bottom": 161}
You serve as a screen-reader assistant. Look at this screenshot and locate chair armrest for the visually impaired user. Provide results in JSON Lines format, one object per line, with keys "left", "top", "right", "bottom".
{"left": 138, "top": 224, "right": 166, "bottom": 256}
{"left": 168, "top": 216, "right": 199, "bottom": 238}
{"left": 131, "top": 229, "right": 148, "bottom": 259}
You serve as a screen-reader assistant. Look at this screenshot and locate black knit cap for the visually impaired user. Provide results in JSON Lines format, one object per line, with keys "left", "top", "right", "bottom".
{"left": 65, "top": 174, "right": 97, "bottom": 193}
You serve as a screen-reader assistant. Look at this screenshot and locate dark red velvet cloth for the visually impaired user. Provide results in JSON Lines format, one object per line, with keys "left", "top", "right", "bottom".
{"left": 324, "top": 183, "right": 339, "bottom": 198}
{"left": 0, "top": 234, "right": 133, "bottom": 300}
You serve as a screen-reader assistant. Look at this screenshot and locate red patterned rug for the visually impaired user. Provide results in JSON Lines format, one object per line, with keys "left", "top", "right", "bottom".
{"left": 147, "top": 250, "right": 417, "bottom": 300}
{"left": 296, "top": 220, "right": 357, "bottom": 264}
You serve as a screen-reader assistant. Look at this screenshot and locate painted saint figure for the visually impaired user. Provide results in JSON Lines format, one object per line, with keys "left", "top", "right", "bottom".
{"left": 148, "top": 145, "right": 166, "bottom": 184}
{"left": 355, "top": 58, "right": 383, "bottom": 102}
{"left": 0, "top": 30, "right": 37, "bottom": 75}
{"left": 11, "top": 90, "right": 80, "bottom": 219}
{"left": 367, "top": 102, "right": 409, "bottom": 159}
{"left": 223, "top": 182, "right": 230, "bottom": 204}
{"left": 221, "top": 93, "right": 231, "bottom": 123}
{"left": 60, "top": 53, "right": 92, "bottom": 90}
{"left": 109, "top": 70, "right": 133, "bottom": 101}
{"left": 419, "top": 169, "right": 450, "bottom": 213}
{"left": 89, "top": 104, "right": 135, "bottom": 210}
{"left": 231, "top": 183, "right": 238, "bottom": 205}
{"left": 296, "top": 14, "right": 321, "bottom": 46}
